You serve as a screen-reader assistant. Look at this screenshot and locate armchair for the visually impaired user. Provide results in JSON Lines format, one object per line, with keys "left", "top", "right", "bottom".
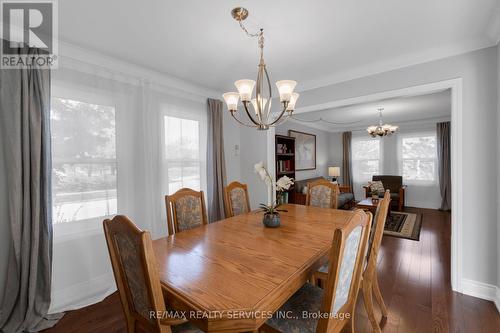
{"left": 364, "top": 175, "right": 406, "bottom": 211}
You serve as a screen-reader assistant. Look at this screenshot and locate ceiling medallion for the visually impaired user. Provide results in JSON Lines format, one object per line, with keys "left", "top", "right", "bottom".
{"left": 367, "top": 108, "right": 398, "bottom": 137}
{"left": 223, "top": 7, "right": 299, "bottom": 130}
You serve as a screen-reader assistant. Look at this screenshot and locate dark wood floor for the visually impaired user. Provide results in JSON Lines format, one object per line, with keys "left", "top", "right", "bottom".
{"left": 42, "top": 208, "right": 500, "bottom": 333}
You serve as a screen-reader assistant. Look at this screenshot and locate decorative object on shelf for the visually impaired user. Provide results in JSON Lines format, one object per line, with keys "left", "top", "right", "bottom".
{"left": 289, "top": 130, "right": 316, "bottom": 170}
{"left": 367, "top": 108, "right": 398, "bottom": 137}
{"left": 222, "top": 7, "right": 299, "bottom": 130}
{"left": 328, "top": 166, "right": 340, "bottom": 182}
{"left": 254, "top": 162, "right": 294, "bottom": 227}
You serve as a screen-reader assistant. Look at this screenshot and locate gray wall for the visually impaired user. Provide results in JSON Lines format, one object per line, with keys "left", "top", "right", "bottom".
{"left": 238, "top": 125, "right": 268, "bottom": 210}
{"left": 223, "top": 108, "right": 241, "bottom": 183}
{"left": 295, "top": 46, "right": 498, "bottom": 287}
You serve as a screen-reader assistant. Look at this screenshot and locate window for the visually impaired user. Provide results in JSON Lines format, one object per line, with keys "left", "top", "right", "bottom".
{"left": 51, "top": 97, "right": 117, "bottom": 224}
{"left": 164, "top": 116, "right": 203, "bottom": 194}
{"left": 400, "top": 134, "right": 437, "bottom": 182}
{"left": 352, "top": 138, "right": 381, "bottom": 183}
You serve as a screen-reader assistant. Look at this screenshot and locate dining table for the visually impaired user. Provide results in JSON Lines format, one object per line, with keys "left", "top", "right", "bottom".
{"left": 152, "top": 203, "right": 362, "bottom": 333}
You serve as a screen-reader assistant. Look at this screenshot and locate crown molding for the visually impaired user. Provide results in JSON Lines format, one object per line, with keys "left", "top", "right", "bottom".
{"left": 297, "top": 37, "right": 494, "bottom": 92}
{"left": 58, "top": 41, "right": 222, "bottom": 100}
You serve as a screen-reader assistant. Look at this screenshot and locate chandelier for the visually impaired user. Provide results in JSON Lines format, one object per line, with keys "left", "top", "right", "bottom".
{"left": 222, "top": 7, "right": 299, "bottom": 130}
{"left": 367, "top": 108, "right": 398, "bottom": 137}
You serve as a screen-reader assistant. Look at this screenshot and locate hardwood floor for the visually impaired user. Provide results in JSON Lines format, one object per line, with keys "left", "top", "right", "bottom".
{"left": 42, "top": 208, "right": 500, "bottom": 333}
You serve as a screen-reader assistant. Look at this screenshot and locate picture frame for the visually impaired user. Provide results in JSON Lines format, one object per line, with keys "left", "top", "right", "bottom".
{"left": 288, "top": 130, "right": 316, "bottom": 170}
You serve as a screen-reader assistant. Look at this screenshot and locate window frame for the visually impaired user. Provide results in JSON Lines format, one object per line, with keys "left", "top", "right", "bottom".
{"left": 160, "top": 103, "right": 207, "bottom": 197}
{"left": 51, "top": 84, "right": 119, "bottom": 235}
{"left": 398, "top": 132, "right": 438, "bottom": 185}
{"left": 351, "top": 136, "right": 382, "bottom": 183}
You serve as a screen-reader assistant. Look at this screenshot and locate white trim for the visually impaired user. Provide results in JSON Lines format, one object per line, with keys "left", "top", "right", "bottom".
{"left": 270, "top": 78, "right": 464, "bottom": 292}
{"left": 462, "top": 278, "right": 500, "bottom": 313}
{"left": 58, "top": 41, "right": 221, "bottom": 100}
{"left": 48, "top": 273, "right": 116, "bottom": 314}
{"left": 297, "top": 39, "right": 493, "bottom": 92}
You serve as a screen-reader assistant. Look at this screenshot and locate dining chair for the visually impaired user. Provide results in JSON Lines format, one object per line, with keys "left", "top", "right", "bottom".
{"left": 223, "top": 181, "right": 251, "bottom": 217}
{"left": 305, "top": 179, "right": 340, "bottom": 209}
{"left": 315, "top": 190, "right": 391, "bottom": 333}
{"left": 165, "top": 188, "right": 208, "bottom": 235}
{"left": 262, "top": 209, "right": 372, "bottom": 333}
{"left": 103, "top": 215, "right": 202, "bottom": 333}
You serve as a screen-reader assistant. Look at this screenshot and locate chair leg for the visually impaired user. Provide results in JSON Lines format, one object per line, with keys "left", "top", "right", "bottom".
{"left": 362, "top": 280, "right": 381, "bottom": 333}
{"left": 372, "top": 272, "right": 388, "bottom": 318}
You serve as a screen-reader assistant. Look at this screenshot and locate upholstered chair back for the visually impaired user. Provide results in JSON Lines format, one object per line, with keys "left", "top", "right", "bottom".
{"left": 372, "top": 175, "right": 402, "bottom": 193}
{"left": 103, "top": 215, "right": 166, "bottom": 330}
{"left": 223, "top": 181, "right": 251, "bottom": 217}
{"left": 165, "top": 188, "right": 208, "bottom": 235}
{"left": 317, "top": 210, "right": 372, "bottom": 332}
{"left": 306, "top": 179, "right": 339, "bottom": 209}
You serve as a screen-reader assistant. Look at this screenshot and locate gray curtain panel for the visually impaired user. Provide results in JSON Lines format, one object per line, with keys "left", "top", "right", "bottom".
{"left": 342, "top": 131, "right": 354, "bottom": 193}
{"left": 437, "top": 121, "right": 451, "bottom": 211}
{"left": 207, "top": 98, "right": 227, "bottom": 222}
{"left": 0, "top": 47, "right": 62, "bottom": 332}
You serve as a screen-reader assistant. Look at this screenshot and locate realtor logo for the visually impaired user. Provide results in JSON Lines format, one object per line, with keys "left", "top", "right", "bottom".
{"left": 1, "top": 0, "right": 58, "bottom": 68}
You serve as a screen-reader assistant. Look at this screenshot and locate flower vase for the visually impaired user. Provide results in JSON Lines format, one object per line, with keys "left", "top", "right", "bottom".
{"left": 263, "top": 213, "right": 281, "bottom": 228}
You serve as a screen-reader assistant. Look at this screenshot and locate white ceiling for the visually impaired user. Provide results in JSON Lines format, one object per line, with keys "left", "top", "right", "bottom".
{"left": 58, "top": 0, "right": 500, "bottom": 93}
{"left": 289, "top": 90, "right": 451, "bottom": 133}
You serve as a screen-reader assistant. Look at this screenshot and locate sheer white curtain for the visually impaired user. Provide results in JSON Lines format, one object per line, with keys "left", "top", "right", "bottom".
{"left": 351, "top": 136, "right": 382, "bottom": 199}
{"left": 48, "top": 57, "right": 206, "bottom": 313}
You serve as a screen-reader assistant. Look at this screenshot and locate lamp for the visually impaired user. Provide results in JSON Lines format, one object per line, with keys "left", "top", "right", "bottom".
{"left": 328, "top": 167, "right": 340, "bottom": 183}
{"left": 222, "top": 7, "right": 299, "bottom": 130}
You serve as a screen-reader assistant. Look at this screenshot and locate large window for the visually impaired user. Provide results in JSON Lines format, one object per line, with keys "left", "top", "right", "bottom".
{"left": 400, "top": 134, "right": 437, "bottom": 182}
{"left": 352, "top": 138, "right": 381, "bottom": 183}
{"left": 164, "top": 116, "right": 202, "bottom": 194}
{"left": 51, "top": 97, "right": 117, "bottom": 224}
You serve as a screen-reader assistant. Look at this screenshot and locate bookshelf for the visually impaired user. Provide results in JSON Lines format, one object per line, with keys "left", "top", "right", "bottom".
{"left": 275, "top": 135, "right": 296, "bottom": 203}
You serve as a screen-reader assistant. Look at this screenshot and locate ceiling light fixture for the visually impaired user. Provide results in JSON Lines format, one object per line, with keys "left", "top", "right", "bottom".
{"left": 367, "top": 108, "right": 398, "bottom": 137}
{"left": 222, "top": 7, "right": 299, "bottom": 130}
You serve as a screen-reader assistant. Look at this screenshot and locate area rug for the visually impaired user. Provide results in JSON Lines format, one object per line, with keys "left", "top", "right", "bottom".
{"left": 383, "top": 211, "right": 422, "bottom": 241}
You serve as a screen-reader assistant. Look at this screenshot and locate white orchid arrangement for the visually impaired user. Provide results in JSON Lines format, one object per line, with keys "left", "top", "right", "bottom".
{"left": 254, "top": 161, "right": 294, "bottom": 215}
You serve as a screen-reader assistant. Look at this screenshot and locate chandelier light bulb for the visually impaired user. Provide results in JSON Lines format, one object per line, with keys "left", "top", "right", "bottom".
{"left": 251, "top": 97, "right": 270, "bottom": 114}
{"left": 276, "top": 80, "right": 297, "bottom": 102}
{"left": 222, "top": 92, "right": 240, "bottom": 111}
{"left": 286, "top": 92, "right": 300, "bottom": 111}
{"left": 234, "top": 79, "right": 255, "bottom": 102}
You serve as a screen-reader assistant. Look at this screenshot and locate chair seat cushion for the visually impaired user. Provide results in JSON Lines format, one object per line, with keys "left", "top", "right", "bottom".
{"left": 266, "top": 283, "right": 324, "bottom": 333}
{"left": 338, "top": 193, "right": 354, "bottom": 208}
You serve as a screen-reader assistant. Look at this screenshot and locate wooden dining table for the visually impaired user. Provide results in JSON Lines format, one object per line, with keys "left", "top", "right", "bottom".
{"left": 152, "top": 204, "right": 362, "bottom": 333}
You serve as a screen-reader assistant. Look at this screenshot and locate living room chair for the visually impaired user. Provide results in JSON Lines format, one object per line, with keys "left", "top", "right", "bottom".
{"left": 364, "top": 175, "right": 406, "bottom": 211}
{"left": 262, "top": 209, "right": 372, "bottom": 333}
{"left": 103, "top": 215, "right": 202, "bottom": 333}
{"left": 223, "top": 181, "right": 251, "bottom": 217}
{"left": 165, "top": 188, "right": 208, "bottom": 235}
{"left": 315, "top": 190, "right": 390, "bottom": 333}
{"left": 306, "top": 179, "right": 339, "bottom": 209}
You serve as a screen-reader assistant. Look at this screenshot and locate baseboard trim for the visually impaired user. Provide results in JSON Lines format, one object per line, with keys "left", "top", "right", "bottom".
{"left": 461, "top": 278, "right": 500, "bottom": 313}
{"left": 48, "top": 273, "right": 117, "bottom": 314}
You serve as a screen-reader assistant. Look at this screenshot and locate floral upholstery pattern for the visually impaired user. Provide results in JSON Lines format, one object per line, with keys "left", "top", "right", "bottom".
{"left": 230, "top": 187, "right": 248, "bottom": 216}
{"left": 266, "top": 283, "right": 324, "bottom": 333}
{"left": 174, "top": 195, "right": 203, "bottom": 232}
{"left": 309, "top": 185, "right": 333, "bottom": 208}
{"left": 332, "top": 225, "right": 362, "bottom": 314}
{"left": 114, "top": 233, "right": 153, "bottom": 322}
{"left": 368, "top": 180, "right": 385, "bottom": 196}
